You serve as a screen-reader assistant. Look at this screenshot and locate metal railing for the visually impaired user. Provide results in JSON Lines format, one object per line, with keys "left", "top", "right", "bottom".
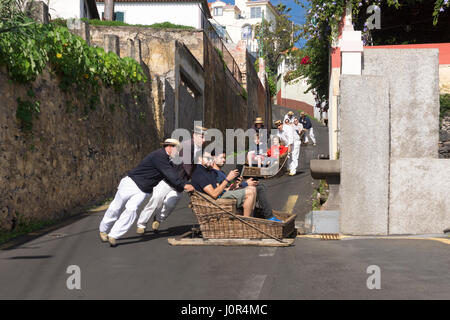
{"left": 200, "top": 10, "right": 243, "bottom": 85}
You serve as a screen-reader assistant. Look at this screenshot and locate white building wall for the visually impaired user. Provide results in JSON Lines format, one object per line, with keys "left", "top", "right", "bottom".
{"left": 96, "top": 2, "right": 203, "bottom": 29}
{"left": 210, "top": 0, "right": 277, "bottom": 53}
{"left": 48, "top": 0, "right": 82, "bottom": 19}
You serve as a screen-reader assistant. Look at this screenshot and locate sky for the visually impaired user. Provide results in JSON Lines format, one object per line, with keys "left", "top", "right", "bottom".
{"left": 208, "top": 0, "right": 308, "bottom": 48}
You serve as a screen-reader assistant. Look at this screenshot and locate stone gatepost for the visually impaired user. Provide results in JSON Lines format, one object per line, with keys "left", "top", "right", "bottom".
{"left": 127, "top": 39, "right": 142, "bottom": 64}
{"left": 25, "top": 1, "right": 49, "bottom": 24}
{"left": 104, "top": 35, "right": 120, "bottom": 57}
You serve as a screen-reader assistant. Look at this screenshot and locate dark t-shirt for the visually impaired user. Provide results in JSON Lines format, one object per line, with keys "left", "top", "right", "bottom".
{"left": 191, "top": 165, "right": 217, "bottom": 193}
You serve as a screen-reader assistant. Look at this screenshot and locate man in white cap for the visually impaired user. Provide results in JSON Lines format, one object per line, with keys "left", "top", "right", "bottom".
{"left": 99, "top": 139, "right": 194, "bottom": 247}
{"left": 135, "top": 126, "right": 207, "bottom": 234}
{"left": 275, "top": 120, "right": 297, "bottom": 176}
{"left": 283, "top": 111, "right": 295, "bottom": 124}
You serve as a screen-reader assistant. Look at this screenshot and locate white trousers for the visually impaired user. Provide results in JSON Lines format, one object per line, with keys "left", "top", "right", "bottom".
{"left": 99, "top": 176, "right": 149, "bottom": 239}
{"left": 304, "top": 127, "right": 316, "bottom": 144}
{"left": 137, "top": 179, "right": 182, "bottom": 229}
{"left": 289, "top": 141, "right": 301, "bottom": 174}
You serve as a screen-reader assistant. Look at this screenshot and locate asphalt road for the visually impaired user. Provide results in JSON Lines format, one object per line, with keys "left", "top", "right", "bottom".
{"left": 0, "top": 123, "right": 449, "bottom": 300}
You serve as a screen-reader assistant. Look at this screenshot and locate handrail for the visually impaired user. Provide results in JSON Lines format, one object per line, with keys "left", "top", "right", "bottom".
{"left": 199, "top": 7, "right": 243, "bottom": 85}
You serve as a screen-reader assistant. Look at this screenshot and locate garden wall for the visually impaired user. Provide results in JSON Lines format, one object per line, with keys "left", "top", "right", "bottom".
{"left": 0, "top": 67, "right": 158, "bottom": 232}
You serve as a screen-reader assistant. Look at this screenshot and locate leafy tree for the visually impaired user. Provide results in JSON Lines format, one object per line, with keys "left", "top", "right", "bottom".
{"left": 290, "top": 0, "right": 450, "bottom": 102}
{"left": 254, "top": 4, "right": 300, "bottom": 74}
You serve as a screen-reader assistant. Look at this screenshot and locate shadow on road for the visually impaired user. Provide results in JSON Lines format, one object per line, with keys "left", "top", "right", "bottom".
{"left": 5, "top": 255, "right": 53, "bottom": 260}
{"left": 116, "top": 224, "right": 197, "bottom": 247}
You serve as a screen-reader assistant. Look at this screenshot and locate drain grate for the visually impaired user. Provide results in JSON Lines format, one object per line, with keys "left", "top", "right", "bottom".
{"left": 46, "top": 233, "right": 66, "bottom": 238}
{"left": 320, "top": 233, "right": 340, "bottom": 240}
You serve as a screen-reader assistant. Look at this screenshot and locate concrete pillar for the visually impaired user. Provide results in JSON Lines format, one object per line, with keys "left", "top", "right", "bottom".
{"left": 340, "top": 75, "right": 390, "bottom": 235}
{"left": 25, "top": 1, "right": 49, "bottom": 24}
{"left": 127, "top": 39, "right": 142, "bottom": 63}
{"left": 103, "top": 35, "right": 120, "bottom": 57}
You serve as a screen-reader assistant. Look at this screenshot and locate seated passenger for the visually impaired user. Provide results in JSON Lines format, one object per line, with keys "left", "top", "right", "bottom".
{"left": 191, "top": 152, "right": 256, "bottom": 217}
{"left": 247, "top": 133, "right": 267, "bottom": 167}
{"left": 263, "top": 136, "right": 288, "bottom": 167}
{"left": 211, "top": 151, "right": 282, "bottom": 222}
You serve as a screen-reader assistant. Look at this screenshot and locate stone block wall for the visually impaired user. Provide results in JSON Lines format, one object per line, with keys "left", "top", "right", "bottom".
{"left": 0, "top": 67, "right": 158, "bottom": 232}
{"left": 339, "top": 48, "right": 449, "bottom": 235}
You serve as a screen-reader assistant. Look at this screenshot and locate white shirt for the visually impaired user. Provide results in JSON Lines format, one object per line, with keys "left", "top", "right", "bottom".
{"left": 283, "top": 114, "right": 295, "bottom": 124}
{"left": 291, "top": 123, "right": 304, "bottom": 142}
{"left": 277, "top": 125, "right": 294, "bottom": 147}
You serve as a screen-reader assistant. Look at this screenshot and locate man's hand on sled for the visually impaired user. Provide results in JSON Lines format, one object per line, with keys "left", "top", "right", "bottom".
{"left": 184, "top": 184, "right": 195, "bottom": 192}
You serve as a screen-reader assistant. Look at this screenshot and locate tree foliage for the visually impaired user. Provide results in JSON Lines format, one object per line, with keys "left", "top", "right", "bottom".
{"left": 291, "top": 0, "right": 450, "bottom": 102}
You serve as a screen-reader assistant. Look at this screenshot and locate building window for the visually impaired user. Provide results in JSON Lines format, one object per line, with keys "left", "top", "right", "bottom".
{"left": 101, "top": 11, "right": 125, "bottom": 21}
{"left": 213, "top": 7, "right": 223, "bottom": 16}
{"left": 242, "top": 24, "right": 252, "bottom": 40}
{"left": 250, "top": 7, "right": 262, "bottom": 19}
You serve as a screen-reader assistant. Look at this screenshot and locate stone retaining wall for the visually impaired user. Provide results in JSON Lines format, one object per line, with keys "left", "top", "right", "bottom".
{"left": 0, "top": 67, "right": 158, "bottom": 232}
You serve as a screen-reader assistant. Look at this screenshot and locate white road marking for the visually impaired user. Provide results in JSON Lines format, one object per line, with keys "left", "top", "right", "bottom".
{"left": 283, "top": 195, "right": 298, "bottom": 213}
{"left": 237, "top": 274, "right": 267, "bottom": 300}
{"left": 259, "top": 247, "right": 277, "bottom": 257}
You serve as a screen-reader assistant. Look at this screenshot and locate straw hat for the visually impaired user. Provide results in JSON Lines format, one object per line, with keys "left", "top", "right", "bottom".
{"left": 287, "top": 111, "right": 294, "bottom": 116}
{"left": 193, "top": 126, "right": 208, "bottom": 135}
{"left": 254, "top": 117, "right": 264, "bottom": 124}
{"left": 300, "top": 112, "right": 306, "bottom": 116}
{"left": 162, "top": 138, "right": 181, "bottom": 147}
{"left": 274, "top": 120, "right": 283, "bottom": 127}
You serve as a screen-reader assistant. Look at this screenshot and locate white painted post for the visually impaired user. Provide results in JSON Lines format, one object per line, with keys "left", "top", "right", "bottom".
{"left": 339, "top": 2, "right": 363, "bottom": 75}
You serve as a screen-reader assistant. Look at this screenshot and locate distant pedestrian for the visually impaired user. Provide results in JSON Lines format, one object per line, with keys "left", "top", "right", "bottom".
{"left": 283, "top": 111, "right": 295, "bottom": 124}
{"left": 300, "top": 112, "right": 316, "bottom": 146}
{"left": 99, "top": 138, "right": 194, "bottom": 247}
{"left": 323, "top": 103, "right": 329, "bottom": 127}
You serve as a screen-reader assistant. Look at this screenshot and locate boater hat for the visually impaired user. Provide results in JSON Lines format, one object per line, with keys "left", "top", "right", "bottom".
{"left": 161, "top": 138, "right": 181, "bottom": 147}
{"left": 254, "top": 117, "right": 264, "bottom": 124}
{"left": 274, "top": 120, "right": 283, "bottom": 127}
{"left": 193, "top": 126, "right": 208, "bottom": 135}
{"left": 287, "top": 111, "right": 294, "bottom": 116}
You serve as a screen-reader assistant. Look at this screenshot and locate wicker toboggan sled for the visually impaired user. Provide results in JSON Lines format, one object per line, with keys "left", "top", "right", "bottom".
{"left": 242, "top": 152, "right": 288, "bottom": 179}
{"left": 182, "top": 191, "right": 296, "bottom": 246}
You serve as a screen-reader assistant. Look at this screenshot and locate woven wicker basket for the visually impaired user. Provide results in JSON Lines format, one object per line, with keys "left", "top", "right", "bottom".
{"left": 189, "top": 192, "right": 296, "bottom": 239}
{"left": 243, "top": 153, "right": 288, "bottom": 179}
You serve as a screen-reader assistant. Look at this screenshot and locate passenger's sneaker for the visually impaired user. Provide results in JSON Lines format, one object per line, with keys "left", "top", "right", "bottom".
{"left": 152, "top": 221, "right": 160, "bottom": 232}
{"left": 108, "top": 237, "right": 117, "bottom": 247}
{"left": 136, "top": 227, "right": 145, "bottom": 235}
{"left": 267, "top": 216, "right": 282, "bottom": 222}
{"left": 99, "top": 232, "right": 108, "bottom": 242}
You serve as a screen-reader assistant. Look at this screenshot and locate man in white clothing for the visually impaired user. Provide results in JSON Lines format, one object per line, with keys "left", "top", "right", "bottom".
{"left": 290, "top": 117, "right": 303, "bottom": 175}
{"left": 275, "top": 120, "right": 297, "bottom": 176}
{"left": 136, "top": 126, "right": 207, "bottom": 234}
{"left": 283, "top": 111, "right": 295, "bottom": 124}
{"left": 99, "top": 139, "right": 194, "bottom": 247}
